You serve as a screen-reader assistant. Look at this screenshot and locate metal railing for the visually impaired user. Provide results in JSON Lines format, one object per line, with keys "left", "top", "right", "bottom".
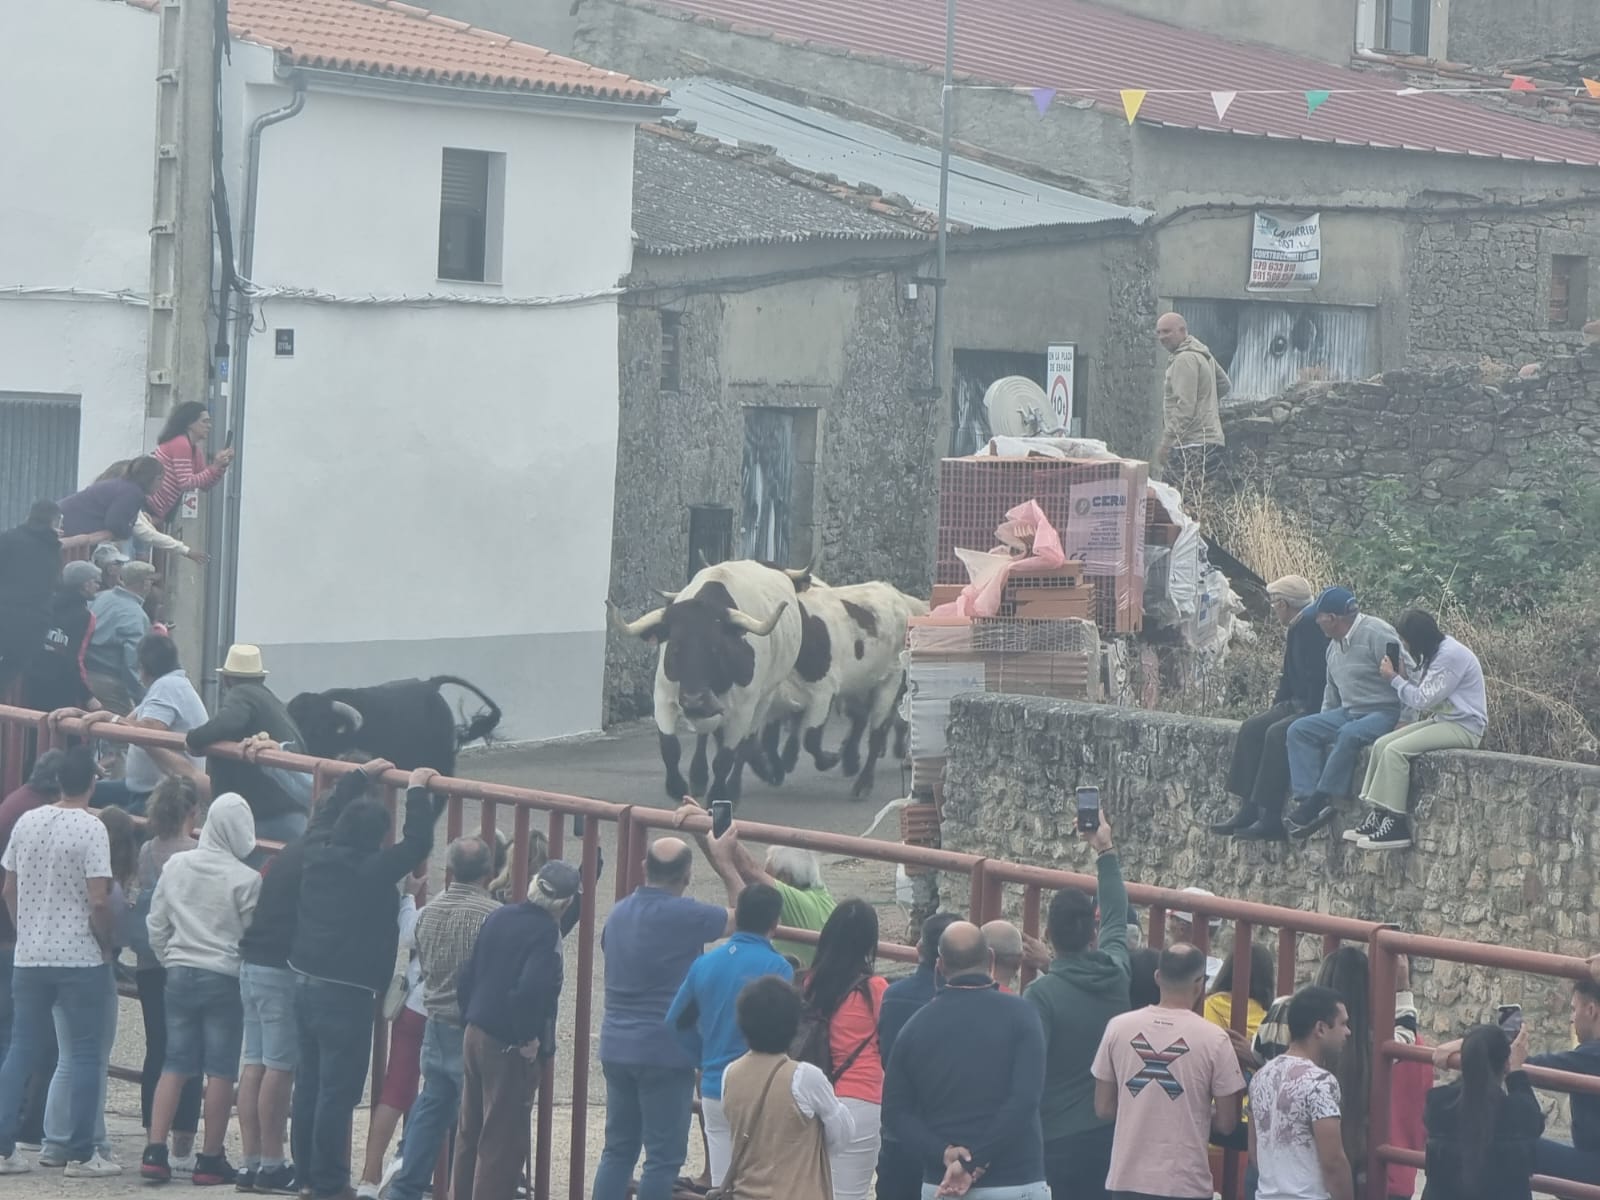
{"left": 4, "top": 703, "right": 1600, "bottom": 1200}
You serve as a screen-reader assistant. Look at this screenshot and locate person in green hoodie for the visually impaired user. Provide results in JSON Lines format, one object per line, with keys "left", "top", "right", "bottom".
{"left": 1024, "top": 813, "right": 1130, "bottom": 1200}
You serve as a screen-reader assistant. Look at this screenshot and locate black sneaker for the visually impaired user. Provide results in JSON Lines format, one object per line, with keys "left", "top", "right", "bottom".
{"left": 1234, "top": 819, "right": 1287, "bottom": 842}
{"left": 253, "top": 1165, "right": 298, "bottom": 1195}
{"left": 1359, "top": 813, "right": 1411, "bottom": 851}
{"left": 193, "top": 1155, "right": 238, "bottom": 1187}
{"left": 235, "top": 1167, "right": 256, "bottom": 1193}
{"left": 1210, "top": 806, "right": 1259, "bottom": 835}
{"left": 143, "top": 1144, "right": 172, "bottom": 1184}
{"left": 1284, "top": 796, "right": 1335, "bottom": 838}
{"left": 1343, "top": 809, "right": 1385, "bottom": 844}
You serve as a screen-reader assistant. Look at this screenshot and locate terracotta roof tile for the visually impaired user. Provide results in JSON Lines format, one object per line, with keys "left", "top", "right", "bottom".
{"left": 218, "top": 0, "right": 663, "bottom": 103}
{"left": 626, "top": 0, "right": 1600, "bottom": 165}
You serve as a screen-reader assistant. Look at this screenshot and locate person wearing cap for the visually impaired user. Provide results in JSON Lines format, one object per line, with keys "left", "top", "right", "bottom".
{"left": 1283, "top": 589, "right": 1405, "bottom": 839}
{"left": 185, "top": 645, "right": 308, "bottom": 843}
{"left": 1213, "top": 575, "right": 1328, "bottom": 842}
{"left": 20, "top": 560, "right": 101, "bottom": 715}
{"left": 286, "top": 764, "right": 436, "bottom": 1200}
{"left": 453, "top": 859, "right": 579, "bottom": 1200}
{"left": 83, "top": 560, "right": 157, "bottom": 714}
{"left": 1169, "top": 888, "right": 1225, "bottom": 985}
{"left": 91, "top": 543, "right": 127, "bottom": 592}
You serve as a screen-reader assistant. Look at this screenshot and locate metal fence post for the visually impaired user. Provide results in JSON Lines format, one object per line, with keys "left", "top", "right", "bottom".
{"left": 1365, "top": 928, "right": 1398, "bottom": 1200}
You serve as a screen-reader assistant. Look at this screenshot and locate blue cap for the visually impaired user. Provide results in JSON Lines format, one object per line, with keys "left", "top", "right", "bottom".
{"left": 1315, "top": 586, "right": 1359, "bottom": 616}
{"left": 533, "top": 859, "right": 581, "bottom": 902}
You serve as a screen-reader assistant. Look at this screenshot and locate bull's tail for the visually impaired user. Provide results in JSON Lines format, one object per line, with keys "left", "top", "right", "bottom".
{"left": 427, "top": 675, "right": 504, "bottom": 748}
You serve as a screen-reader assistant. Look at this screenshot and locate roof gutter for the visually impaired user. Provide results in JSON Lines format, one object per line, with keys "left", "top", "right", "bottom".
{"left": 205, "top": 78, "right": 307, "bottom": 685}
{"left": 288, "top": 66, "right": 673, "bottom": 122}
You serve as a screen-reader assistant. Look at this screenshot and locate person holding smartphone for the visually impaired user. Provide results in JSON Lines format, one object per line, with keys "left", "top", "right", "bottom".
{"left": 1423, "top": 1023, "right": 1542, "bottom": 1200}
{"left": 1344, "top": 609, "right": 1487, "bottom": 852}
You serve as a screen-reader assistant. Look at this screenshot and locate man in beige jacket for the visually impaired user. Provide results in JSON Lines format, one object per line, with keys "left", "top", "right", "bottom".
{"left": 1154, "top": 312, "right": 1230, "bottom": 481}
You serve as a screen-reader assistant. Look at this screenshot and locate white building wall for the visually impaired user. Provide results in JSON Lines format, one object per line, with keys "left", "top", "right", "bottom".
{"left": 232, "top": 82, "right": 637, "bottom": 741}
{"left": 0, "top": 0, "right": 156, "bottom": 478}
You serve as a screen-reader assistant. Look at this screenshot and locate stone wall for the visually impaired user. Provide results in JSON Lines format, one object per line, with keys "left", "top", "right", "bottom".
{"left": 604, "top": 269, "right": 937, "bottom": 720}
{"left": 1447, "top": 0, "right": 1600, "bottom": 71}
{"left": 943, "top": 692, "right": 1600, "bottom": 1042}
{"left": 1222, "top": 349, "right": 1600, "bottom": 534}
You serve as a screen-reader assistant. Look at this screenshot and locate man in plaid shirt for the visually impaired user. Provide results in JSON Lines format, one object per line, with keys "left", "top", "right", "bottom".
{"left": 385, "top": 837, "right": 501, "bottom": 1200}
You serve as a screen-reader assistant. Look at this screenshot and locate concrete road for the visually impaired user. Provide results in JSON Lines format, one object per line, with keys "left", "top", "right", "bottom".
{"left": 25, "top": 722, "right": 923, "bottom": 1198}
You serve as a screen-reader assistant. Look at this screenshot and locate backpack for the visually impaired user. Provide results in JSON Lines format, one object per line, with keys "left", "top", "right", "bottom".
{"left": 789, "top": 978, "right": 877, "bottom": 1083}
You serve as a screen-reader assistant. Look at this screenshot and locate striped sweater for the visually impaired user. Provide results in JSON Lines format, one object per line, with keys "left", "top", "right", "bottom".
{"left": 148, "top": 435, "right": 226, "bottom": 521}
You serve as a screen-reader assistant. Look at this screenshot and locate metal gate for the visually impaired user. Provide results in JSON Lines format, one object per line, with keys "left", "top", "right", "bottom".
{"left": 0, "top": 392, "right": 80, "bottom": 527}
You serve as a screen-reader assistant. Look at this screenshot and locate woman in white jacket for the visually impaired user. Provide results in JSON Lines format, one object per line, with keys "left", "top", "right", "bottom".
{"left": 1346, "top": 609, "right": 1487, "bottom": 853}
{"left": 142, "top": 793, "right": 261, "bottom": 1186}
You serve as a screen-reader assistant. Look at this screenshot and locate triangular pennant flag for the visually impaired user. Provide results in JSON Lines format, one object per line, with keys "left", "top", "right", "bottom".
{"left": 1121, "top": 89, "right": 1147, "bottom": 124}
{"left": 1031, "top": 87, "right": 1056, "bottom": 117}
{"left": 1305, "top": 89, "right": 1331, "bottom": 115}
{"left": 1583, "top": 77, "right": 1600, "bottom": 98}
{"left": 1509, "top": 75, "right": 1537, "bottom": 92}
{"left": 1211, "top": 90, "right": 1237, "bottom": 121}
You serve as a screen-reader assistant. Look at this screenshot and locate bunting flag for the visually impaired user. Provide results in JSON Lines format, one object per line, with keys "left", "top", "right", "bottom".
{"left": 1305, "top": 89, "right": 1331, "bottom": 115}
{"left": 1509, "top": 76, "right": 1538, "bottom": 92}
{"left": 1031, "top": 87, "right": 1056, "bottom": 117}
{"left": 1120, "top": 89, "right": 1147, "bottom": 124}
{"left": 1584, "top": 78, "right": 1600, "bottom": 98}
{"left": 1211, "top": 90, "right": 1237, "bottom": 121}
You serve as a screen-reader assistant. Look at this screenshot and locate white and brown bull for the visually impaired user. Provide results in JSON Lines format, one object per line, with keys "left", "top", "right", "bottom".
{"left": 609, "top": 560, "right": 801, "bottom": 808}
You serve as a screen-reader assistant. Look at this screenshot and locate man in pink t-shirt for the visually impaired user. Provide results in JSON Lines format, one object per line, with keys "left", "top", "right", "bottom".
{"left": 1092, "top": 943, "right": 1247, "bottom": 1200}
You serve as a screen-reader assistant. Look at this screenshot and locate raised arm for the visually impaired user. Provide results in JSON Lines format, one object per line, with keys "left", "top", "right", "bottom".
{"left": 370, "top": 770, "right": 438, "bottom": 883}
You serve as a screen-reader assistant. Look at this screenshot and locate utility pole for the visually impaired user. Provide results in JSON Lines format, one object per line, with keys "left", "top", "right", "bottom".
{"left": 146, "top": 0, "right": 220, "bottom": 674}
{"left": 933, "top": 0, "right": 955, "bottom": 439}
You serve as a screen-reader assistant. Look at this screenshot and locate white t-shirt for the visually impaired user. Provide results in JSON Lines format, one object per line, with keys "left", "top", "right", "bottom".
{"left": 124, "top": 668, "right": 210, "bottom": 793}
{"left": 2, "top": 806, "right": 113, "bottom": 968}
{"left": 1250, "top": 1052, "right": 1343, "bottom": 1200}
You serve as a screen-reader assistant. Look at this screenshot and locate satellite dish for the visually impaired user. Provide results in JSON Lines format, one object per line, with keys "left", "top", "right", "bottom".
{"left": 983, "top": 376, "right": 1051, "bottom": 438}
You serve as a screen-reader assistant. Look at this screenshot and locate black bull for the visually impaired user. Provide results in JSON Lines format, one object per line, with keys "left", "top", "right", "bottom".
{"left": 287, "top": 676, "right": 502, "bottom": 781}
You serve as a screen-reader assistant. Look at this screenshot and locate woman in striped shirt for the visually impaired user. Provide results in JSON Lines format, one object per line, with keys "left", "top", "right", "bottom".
{"left": 148, "top": 402, "right": 234, "bottom": 524}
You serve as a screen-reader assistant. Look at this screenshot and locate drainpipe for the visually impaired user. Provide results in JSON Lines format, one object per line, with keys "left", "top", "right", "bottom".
{"left": 202, "top": 80, "right": 305, "bottom": 703}
{"left": 932, "top": 0, "right": 955, "bottom": 440}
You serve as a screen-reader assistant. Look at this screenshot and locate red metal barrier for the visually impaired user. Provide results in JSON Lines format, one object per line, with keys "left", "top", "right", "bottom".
{"left": 6, "top": 704, "right": 1600, "bottom": 1200}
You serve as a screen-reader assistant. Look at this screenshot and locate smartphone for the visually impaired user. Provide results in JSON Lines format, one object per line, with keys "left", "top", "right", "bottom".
{"left": 1075, "top": 785, "right": 1100, "bottom": 834}
{"left": 710, "top": 798, "right": 733, "bottom": 838}
{"left": 224, "top": 428, "right": 235, "bottom": 450}
{"left": 1498, "top": 1003, "right": 1524, "bottom": 1041}
{"left": 1385, "top": 641, "right": 1402, "bottom": 672}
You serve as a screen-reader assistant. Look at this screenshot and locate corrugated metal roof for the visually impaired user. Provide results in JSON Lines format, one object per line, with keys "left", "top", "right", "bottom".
{"left": 632, "top": 126, "right": 931, "bottom": 253}
{"left": 660, "top": 78, "right": 1152, "bottom": 230}
{"left": 644, "top": 0, "right": 1600, "bottom": 167}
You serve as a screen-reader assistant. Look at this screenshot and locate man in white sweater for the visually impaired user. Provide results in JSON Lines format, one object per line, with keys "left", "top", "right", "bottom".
{"left": 144, "top": 793, "right": 261, "bottom": 1186}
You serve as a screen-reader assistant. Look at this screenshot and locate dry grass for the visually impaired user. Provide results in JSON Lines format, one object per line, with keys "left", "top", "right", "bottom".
{"left": 1209, "top": 484, "right": 1337, "bottom": 590}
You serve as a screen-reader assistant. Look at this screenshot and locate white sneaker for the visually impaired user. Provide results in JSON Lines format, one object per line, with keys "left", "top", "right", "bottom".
{"left": 15, "top": 1142, "right": 41, "bottom": 1153}
{"left": 63, "top": 1152, "right": 123, "bottom": 1177}
{"left": 0, "top": 1152, "right": 32, "bottom": 1174}
{"left": 171, "top": 1153, "right": 197, "bottom": 1177}
{"left": 379, "top": 1157, "right": 405, "bottom": 1197}
{"left": 357, "top": 1183, "right": 382, "bottom": 1200}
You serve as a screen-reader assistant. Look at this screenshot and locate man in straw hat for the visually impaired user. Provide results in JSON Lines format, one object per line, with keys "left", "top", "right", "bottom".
{"left": 185, "top": 645, "right": 309, "bottom": 844}
{"left": 1211, "top": 575, "right": 1327, "bottom": 843}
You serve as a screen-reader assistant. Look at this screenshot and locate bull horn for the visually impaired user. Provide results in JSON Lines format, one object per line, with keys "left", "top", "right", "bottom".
{"left": 330, "top": 700, "right": 364, "bottom": 733}
{"left": 783, "top": 561, "right": 813, "bottom": 582}
{"left": 609, "top": 600, "right": 668, "bottom": 639}
{"left": 726, "top": 600, "right": 789, "bottom": 637}
{"left": 698, "top": 550, "right": 715, "bottom": 570}
{"left": 658, "top": 590, "right": 680, "bottom": 602}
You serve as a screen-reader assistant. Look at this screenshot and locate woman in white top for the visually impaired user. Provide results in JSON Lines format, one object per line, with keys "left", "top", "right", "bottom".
{"left": 1346, "top": 608, "right": 1487, "bottom": 853}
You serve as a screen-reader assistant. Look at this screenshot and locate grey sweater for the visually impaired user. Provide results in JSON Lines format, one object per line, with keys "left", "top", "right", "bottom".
{"left": 1323, "top": 614, "right": 1405, "bottom": 715}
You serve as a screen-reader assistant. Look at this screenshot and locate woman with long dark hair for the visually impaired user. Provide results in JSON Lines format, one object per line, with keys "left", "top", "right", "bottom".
{"left": 1424, "top": 1024, "right": 1543, "bottom": 1199}
{"left": 148, "top": 401, "right": 234, "bottom": 523}
{"left": 1205, "top": 942, "right": 1276, "bottom": 1042}
{"left": 1346, "top": 607, "right": 1487, "bottom": 852}
{"left": 798, "top": 899, "right": 887, "bottom": 1200}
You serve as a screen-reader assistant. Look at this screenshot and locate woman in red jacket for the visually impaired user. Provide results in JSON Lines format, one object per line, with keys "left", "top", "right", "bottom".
{"left": 148, "top": 402, "right": 234, "bottom": 523}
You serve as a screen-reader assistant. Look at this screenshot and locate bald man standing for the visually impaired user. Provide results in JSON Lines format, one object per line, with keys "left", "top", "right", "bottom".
{"left": 593, "top": 824, "right": 744, "bottom": 1200}
{"left": 1154, "top": 312, "right": 1230, "bottom": 481}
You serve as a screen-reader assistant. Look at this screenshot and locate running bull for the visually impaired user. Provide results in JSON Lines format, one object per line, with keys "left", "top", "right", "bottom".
{"left": 287, "top": 676, "right": 503, "bottom": 778}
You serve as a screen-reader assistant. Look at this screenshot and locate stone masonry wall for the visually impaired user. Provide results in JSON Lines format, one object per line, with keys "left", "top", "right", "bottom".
{"left": 1222, "top": 349, "right": 1600, "bottom": 535}
{"left": 943, "top": 693, "right": 1600, "bottom": 1045}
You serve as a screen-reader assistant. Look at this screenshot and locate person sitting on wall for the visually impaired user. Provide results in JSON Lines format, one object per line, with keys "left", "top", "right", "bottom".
{"left": 1282, "top": 588, "right": 1405, "bottom": 839}
{"left": 1343, "top": 608, "right": 1487, "bottom": 853}
{"left": 1213, "top": 575, "right": 1327, "bottom": 842}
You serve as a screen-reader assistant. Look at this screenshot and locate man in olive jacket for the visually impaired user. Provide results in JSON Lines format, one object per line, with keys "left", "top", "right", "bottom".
{"left": 1023, "top": 815, "right": 1130, "bottom": 1200}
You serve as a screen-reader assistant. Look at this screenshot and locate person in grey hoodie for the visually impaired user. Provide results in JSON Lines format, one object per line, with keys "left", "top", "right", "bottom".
{"left": 1284, "top": 588, "right": 1405, "bottom": 839}
{"left": 142, "top": 793, "right": 261, "bottom": 1186}
{"left": 1023, "top": 813, "right": 1130, "bottom": 1200}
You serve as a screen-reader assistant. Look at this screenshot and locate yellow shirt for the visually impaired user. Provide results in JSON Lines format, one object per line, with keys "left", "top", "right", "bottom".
{"left": 1204, "top": 992, "right": 1266, "bottom": 1042}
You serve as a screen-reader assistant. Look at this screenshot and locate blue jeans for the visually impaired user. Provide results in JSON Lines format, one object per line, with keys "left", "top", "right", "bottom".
{"left": 1536, "top": 1139, "right": 1600, "bottom": 1185}
{"left": 592, "top": 1061, "right": 697, "bottom": 1200}
{"left": 390, "top": 1019, "right": 466, "bottom": 1200}
{"left": 91, "top": 778, "right": 151, "bottom": 816}
{"left": 0, "top": 964, "right": 112, "bottom": 1161}
{"left": 164, "top": 966, "right": 244, "bottom": 1080}
{"left": 42, "top": 976, "right": 117, "bottom": 1160}
{"left": 291, "top": 974, "right": 376, "bottom": 1199}
{"left": 0, "top": 948, "right": 12, "bottom": 1068}
{"left": 922, "top": 1185, "right": 1050, "bottom": 1200}
{"left": 1286, "top": 707, "right": 1399, "bottom": 798}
